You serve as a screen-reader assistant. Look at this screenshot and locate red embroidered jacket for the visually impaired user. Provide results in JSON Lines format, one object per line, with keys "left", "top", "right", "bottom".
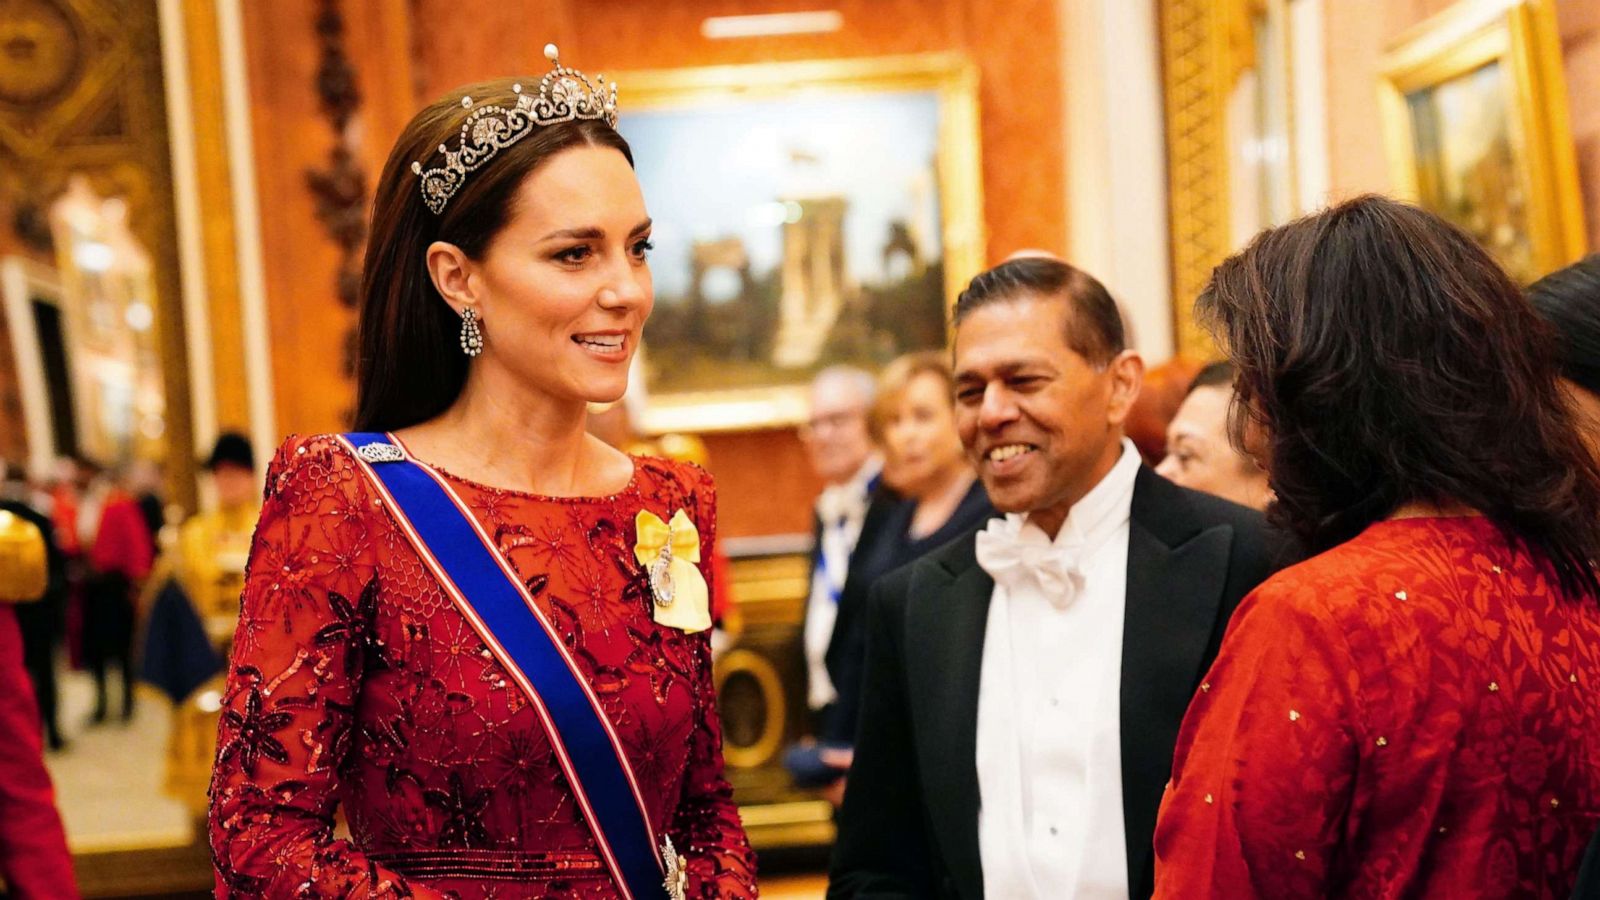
{"left": 1155, "top": 516, "right": 1600, "bottom": 898}
{"left": 208, "top": 435, "right": 757, "bottom": 898}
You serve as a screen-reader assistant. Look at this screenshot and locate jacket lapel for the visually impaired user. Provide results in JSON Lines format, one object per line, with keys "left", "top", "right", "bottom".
{"left": 904, "top": 539, "right": 993, "bottom": 900}
{"left": 1119, "top": 468, "right": 1233, "bottom": 896}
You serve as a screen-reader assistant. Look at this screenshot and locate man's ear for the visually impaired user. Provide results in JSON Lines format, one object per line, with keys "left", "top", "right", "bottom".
{"left": 425, "top": 241, "right": 480, "bottom": 315}
{"left": 1104, "top": 350, "right": 1145, "bottom": 427}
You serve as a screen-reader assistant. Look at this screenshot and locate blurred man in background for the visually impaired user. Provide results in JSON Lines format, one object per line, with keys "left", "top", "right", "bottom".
{"left": 797, "top": 367, "right": 882, "bottom": 730}
{"left": 1, "top": 462, "right": 69, "bottom": 750}
{"left": 79, "top": 461, "right": 153, "bottom": 724}
{"left": 153, "top": 432, "right": 256, "bottom": 812}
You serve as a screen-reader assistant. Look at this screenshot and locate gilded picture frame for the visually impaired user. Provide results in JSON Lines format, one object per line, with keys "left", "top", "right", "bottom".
{"left": 1379, "top": 0, "right": 1585, "bottom": 283}
{"left": 612, "top": 54, "right": 985, "bottom": 434}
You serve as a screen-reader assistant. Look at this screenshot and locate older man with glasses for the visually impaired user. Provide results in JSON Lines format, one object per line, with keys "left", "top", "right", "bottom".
{"left": 796, "top": 367, "right": 883, "bottom": 749}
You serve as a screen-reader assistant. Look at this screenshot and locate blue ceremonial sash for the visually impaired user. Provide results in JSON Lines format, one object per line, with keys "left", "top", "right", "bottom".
{"left": 337, "top": 433, "right": 670, "bottom": 900}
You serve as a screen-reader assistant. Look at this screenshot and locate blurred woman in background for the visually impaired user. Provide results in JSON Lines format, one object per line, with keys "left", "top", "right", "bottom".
{"left": 806, "top": 352, "right": 994, "bottom": 803}
{"left": 1155, "top": 361, "right": 1271, "bottom": 510}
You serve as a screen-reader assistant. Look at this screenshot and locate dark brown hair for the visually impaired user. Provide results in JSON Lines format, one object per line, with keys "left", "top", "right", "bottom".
{"left": 1186, "top": 360, "right": 1234, "bottom": 395}
{"left": 1529, "top": 254, "right": 1600, "bottom": 397}
{"left": 952, "top": 257, "right": 1124, "bottom": 365}
{"left": 1198, "top": 194, "right": 1600, "bottom": 597}
{"left": 353, "top": 77, "right": 634, "bottom": 431}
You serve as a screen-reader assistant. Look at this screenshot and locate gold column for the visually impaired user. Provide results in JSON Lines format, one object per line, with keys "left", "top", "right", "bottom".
{"left": 1159, "top": 0, "right": 1244, "bottom": 359}
{"left": 180, "top": 1, "right": 251, "bottom": 436}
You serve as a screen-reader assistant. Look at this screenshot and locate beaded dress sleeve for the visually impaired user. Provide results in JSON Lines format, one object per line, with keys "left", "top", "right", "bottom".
{"left": 662, "top": 466, "right": 759, "bottom": 898}
{"left": 208, "top": 436, "right": 448, "bottom": 899}
{"left": 1152, "top": 517, "right": 1600, "bottom": 898}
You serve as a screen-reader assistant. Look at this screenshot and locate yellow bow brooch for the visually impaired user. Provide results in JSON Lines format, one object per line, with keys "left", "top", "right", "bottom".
{"left": 634, "top": 509, "right": 711, "bottom": 633}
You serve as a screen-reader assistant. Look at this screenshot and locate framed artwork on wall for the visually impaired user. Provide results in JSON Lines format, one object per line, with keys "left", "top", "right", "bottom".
{"left": 614, "top": 53, "right": 984, "bottom": 433}
{"left": 1379, "top": 0, "right": 1586, "bottom": 283}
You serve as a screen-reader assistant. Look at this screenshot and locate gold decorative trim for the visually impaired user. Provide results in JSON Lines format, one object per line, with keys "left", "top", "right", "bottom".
{"left": 69, "top": 824, "right": 213, "bottom": 897}
{"left": 713, "top": 648, "right": 788, "bottom": 770}
{"left": 1159, "top": 0, "right": 1234, "bottom": 358}
{"left": 182, "top": 0, "right": 250, "bottom": 437}
{"left": 158, "top": 0, "right": 219, "bottom": 457}
{"left": 0, "top": 0, "right": 197, "bottom": 509}
{"left": 738, "top": 800, "right": 836, "bottom": 850}
{"left": 1378, "top": 0, "right": 1585, "bottom": 281}
{"left": 216, "top": 0, "right": 279, "bottom": 469}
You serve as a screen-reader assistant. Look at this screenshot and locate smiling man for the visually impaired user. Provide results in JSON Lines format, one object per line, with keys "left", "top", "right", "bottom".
{"left": 828, "top": 257, "right": 1287, "bottom": 900}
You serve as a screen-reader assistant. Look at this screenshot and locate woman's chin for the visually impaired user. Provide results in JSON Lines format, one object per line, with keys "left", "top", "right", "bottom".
{"left": 582, "top": 379, "right": 629, "bottom": 406}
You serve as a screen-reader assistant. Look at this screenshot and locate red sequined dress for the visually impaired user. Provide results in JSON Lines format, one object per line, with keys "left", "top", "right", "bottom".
{"left": 208, "top": 435, "right": 757, "bottom": 899}
{"left": 1154, "top": 516, "right": 1600, "bottom": 898}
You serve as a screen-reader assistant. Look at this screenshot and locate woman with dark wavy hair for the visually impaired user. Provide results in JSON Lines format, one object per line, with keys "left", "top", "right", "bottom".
{"left": 1152, "top": 195, "right": 1600, "bottom": 898}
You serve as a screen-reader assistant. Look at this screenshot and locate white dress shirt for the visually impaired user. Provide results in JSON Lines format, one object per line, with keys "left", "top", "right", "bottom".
{"left": 804, "top": 456, "right": 881, "bottom": 711}
{"left": 976, "top": 439, "right": 1139, "bottom": 898}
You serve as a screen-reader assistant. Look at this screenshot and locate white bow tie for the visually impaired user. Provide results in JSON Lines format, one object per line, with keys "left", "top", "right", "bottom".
{"left": 975, "top": 520, "right": 1085, "bottom": 609}
{"left": 816, "top": 484, "right": 866, "bottom": 530}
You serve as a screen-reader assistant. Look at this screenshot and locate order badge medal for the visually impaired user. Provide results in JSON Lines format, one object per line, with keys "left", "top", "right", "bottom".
{"left": 634, "top": 510, "right": 711, "bottom": 632}
{"left": 662, "top": 835, "right": 688, "bottom": 900}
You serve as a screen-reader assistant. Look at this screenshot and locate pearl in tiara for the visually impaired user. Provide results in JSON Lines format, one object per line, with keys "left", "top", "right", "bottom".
{"left": 410, "top": 44, "right": 619, "bottom": 215}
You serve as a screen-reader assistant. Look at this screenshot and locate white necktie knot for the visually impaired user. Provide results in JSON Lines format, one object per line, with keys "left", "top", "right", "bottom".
{"left": 975, "top": 520, "right": 1084, "bottom": 609}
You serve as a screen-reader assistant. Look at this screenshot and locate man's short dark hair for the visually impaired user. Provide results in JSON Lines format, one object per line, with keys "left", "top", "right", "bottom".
{"left": 952, "top": 257, "right": 1125, "bottom": 365}
{"left": 205, "top": 432, "right": 256, "bottom": 472}
{"left": 1187, "top": 360, "right": 1235, "bottom": 396}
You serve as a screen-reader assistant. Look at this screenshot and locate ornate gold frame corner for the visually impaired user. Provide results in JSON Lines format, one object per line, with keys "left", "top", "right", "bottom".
{"left": 1378, "top": 0, "right": 1586, "bottom": 281}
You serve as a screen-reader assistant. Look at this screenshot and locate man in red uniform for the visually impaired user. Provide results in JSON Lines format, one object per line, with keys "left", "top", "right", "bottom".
{"left": 82, "top": 465, "right": 155, "bottom": 723}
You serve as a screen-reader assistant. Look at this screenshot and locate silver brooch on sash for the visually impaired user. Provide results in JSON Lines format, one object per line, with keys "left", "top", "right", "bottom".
{"left": 649, "top": 533, "right": 676, "bottom": 608}
{"left": 662, "top": 836, "right": 687, "bottom": 900}
{"left": 356, "top": 442, "right": 405, "bottom": 463}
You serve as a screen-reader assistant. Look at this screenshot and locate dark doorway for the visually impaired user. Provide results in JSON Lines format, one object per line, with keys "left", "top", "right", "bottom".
{"left": 31, "top": 298, "right": 77, "bottom": 458}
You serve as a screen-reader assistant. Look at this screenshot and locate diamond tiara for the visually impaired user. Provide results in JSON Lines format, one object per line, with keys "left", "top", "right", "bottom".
{"left": 411, "top": 44, "right": 619, "bottom": 215}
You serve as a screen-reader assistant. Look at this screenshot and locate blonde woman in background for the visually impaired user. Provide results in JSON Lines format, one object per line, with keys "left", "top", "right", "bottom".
{"left": 798, "top": 352, "right": 995, "bottom": 803}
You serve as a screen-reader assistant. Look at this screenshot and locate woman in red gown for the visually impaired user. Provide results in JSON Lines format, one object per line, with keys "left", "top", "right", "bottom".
{"left": 1153, "top": 196, "right": 1600, "bottom": 897}
{"left": 208, "top": 49, "right": 756, "bottom": 898}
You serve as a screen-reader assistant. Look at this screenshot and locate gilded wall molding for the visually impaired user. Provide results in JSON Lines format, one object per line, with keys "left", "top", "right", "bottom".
{"left": 0, "top": 0, "right": 195, "bottom": 508}
{"left": 1158, "top": 0, "right": 1236, "bottom": 359}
